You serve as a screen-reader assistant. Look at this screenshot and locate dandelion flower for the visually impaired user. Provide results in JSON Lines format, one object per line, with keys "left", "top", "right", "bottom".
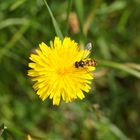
{"left": 28, "top": 37, "right": 96, "bottom": 105}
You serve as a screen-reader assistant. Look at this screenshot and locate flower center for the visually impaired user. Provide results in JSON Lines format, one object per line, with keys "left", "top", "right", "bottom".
{"left": 57, "top": 67, "right": 70, "bottom": 75}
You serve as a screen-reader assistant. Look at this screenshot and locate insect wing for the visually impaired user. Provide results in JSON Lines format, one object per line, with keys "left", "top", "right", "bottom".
{"left": 84, "top": 42, "right": 93, "bottom": 58}
{"left": 85, "top": 42, "right": 92, "bottom": 52}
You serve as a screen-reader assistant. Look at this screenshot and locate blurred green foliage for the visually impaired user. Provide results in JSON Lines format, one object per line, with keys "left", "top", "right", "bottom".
{"left": 0, "top": 0, "right": 140, "bottom": 140}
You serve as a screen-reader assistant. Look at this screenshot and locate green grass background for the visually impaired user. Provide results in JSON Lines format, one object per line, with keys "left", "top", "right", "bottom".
{"left": 0, "top": 0, "right": 140, "bottom": 140}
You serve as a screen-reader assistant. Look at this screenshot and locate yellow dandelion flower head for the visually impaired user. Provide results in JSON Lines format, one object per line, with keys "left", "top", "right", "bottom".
{"left": 28, "top": 37, "right": 96, "bottom": 105}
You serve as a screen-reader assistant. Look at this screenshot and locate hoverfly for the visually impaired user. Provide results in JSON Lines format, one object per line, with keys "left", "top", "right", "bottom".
{"left": 75, "top": 43, "right": 97, "bottom": 68}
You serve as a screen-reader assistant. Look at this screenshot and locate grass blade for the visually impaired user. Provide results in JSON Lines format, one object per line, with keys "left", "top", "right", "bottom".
{"left": 100, "top": 60, "right": 140, "bottom": 79}
{"left": 0, "top": 21, "right": 30, "bottom": 63}
{"left": 65, "top": 0, "right": 73, "bottom": 34}
{"left": 10, "top": 0, "right": 26, "bottom": 11}
{"left": 0, "top": 18, "right": 29, "bottom": 30}
{"left": 74, "top": 0, "right": 84, "bottom": 34}
{"left": 43, "top": 0, "right": 63, "bottom": 40}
